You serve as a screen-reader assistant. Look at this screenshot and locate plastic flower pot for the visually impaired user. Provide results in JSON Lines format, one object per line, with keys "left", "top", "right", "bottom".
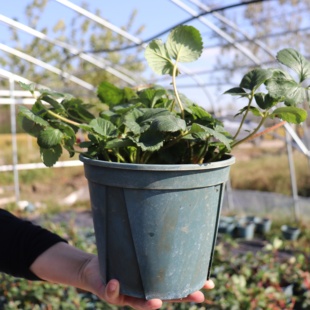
{"left": 218, "top": 216, "right": 236, "bottom": 236}
{"left": 246, "top": 215, "right": 261, "bottom": 225}
{"left": 236, "top": 221, "right": 255, "bottom": 240}
{"left": 256, "top": 218, "right": 272, "bottom": 234}
{"left": 281, "top": 225, "right": 300, "bottom": 241}
{"left": 80, "top": 154, "right": 235, "bottom": 300}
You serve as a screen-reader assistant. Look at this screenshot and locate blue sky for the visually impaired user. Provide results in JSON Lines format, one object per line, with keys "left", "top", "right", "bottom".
{"left": 1, "top": 1, "right": 309, "bottom": 112}
{"left": 1, "top": 0, "right": 226, "bottom": 110}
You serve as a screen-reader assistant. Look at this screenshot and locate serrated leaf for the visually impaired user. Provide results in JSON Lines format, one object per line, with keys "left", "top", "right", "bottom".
{"left": 277, "top": 48, "right": 310, "bottom": 82}
{"left": 138, "top": 88, "right": 167, "bottom": 108}
{"left": 18, "top": 117, "right": 45, "bottom": 137}
{"left": 224, "top": 87, "right": 248, "bottom": 96}
{"left": 185, "top": 104, "right": 212, "bottom": 120}
{"left": 234, "top": 106, "right": 262, "bottom": 117}
{"left": 40, "top": 144, "right": 62, "bottom": 167}
{"left": 39, "top": 89, "right": 71, "bottom": 100}
{"left": 18, "top": 106, "right": 49, "bottom": 127}
{"left": 166, "top": 25, "right": 203, "bottom": 62}
{"left": 97, "top": 81, "right": 126, "bottom": 105}
{"left": 37, "top": 127, "right": 64, "bottom": 148}
{"left": 124, "top": 108, "right": 145, "bottom": 134}
{"left": 190, "top": 123, "right": 232, "bottom": 150}
{"left": 145, "top": 39, "right": 174, "bottom": 76}
{"left": 105, "top": 138, "right": 135, "bottom": 149}
{"left": 240, "top": 68, "right": 273, "bottom": 91}
{"left": 131, "top": 129, "right": 165, "bottom": 151}
{"left": 41, "top": 95, "right": 64, "bottom": 110}
{"left": 255, "top": 93, "right": 279, "bottom": 110}
{"left": 19, "top": 82, "right": 35, "bottom": 94}
{"left": 89, "top": 118, "right": 118, "bottom": 137}
{"left": 150, "top": 115, "right": 186, "bottom": 132}
{"left": 270, "top": 107, "right": 307, "bottom": 124}
{"left": 266, "top": 76, "right": 306, "bottom": 106}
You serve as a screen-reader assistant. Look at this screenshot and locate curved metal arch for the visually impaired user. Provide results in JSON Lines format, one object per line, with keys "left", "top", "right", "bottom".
{"left": 0, "top": 43, "right": 95, "bottom": 91}
{"left": 0, "top": 14, "right": 137, "bottom": 85}
{"left": 170, "top": 0, "right": 261, "bottom": 65}
{"left": 188, "top": 0, "right": 276, "bottom": 60}
{"left": 0, "top": 67, "right": 46, "bottom": 89}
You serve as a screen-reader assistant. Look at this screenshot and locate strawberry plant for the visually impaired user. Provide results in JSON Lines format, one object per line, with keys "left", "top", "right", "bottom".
{"left": 18, "top": 25, "right": 309, "bottom": 167}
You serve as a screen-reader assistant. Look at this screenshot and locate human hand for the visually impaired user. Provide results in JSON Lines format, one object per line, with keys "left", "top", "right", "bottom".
{"left": 82, "top": 255, "right": 215, "bottom": 309}
{"left": 31, "top": 243, "right": 214, "bottom": 310}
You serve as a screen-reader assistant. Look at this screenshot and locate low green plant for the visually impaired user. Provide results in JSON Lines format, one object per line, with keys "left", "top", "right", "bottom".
{"left": 18, "top": 25, "right": 309, "bottom": 167}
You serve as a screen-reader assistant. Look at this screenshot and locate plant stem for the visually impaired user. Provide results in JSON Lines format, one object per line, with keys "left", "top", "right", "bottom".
{"left": 162, "top": 131, "right": 190, "bottom": 150}
{"left": 46, "top": 109, "right": 81, "bottom": 127}
{"left": 172, "top": 60, "right": 185, "bottom": 119}
{"left": 233, "top": 91, "right": 254, "bottom": 140}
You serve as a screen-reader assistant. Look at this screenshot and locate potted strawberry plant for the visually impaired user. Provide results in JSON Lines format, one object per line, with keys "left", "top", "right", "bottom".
{"left": 18, "top": 25, "right": 309, "bottom": 300}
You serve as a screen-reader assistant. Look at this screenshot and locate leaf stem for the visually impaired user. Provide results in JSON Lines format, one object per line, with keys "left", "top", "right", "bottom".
{"left": 233, "top": 91, "right": 254, "bottom": 140}
{"left": 46, "top": 109, "right": 81, "bottom": 127}
{"left": 172, "top": 59, "right": 185, "bottom": 119}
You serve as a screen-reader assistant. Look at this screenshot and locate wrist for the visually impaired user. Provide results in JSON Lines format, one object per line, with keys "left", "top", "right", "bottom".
{"left": 30, "top": 242, "right": 95, "bottom": 290}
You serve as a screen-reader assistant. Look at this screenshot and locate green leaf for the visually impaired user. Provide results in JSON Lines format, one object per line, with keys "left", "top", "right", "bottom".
{"left": 40, "top": 144, "right": 62, "bottom": 167}
{"left": 254, "top": 93, "right": 279, "bottom": 110}
{"left": 166, "top": 25, "right": 203, "bottom": 62}
{"left": 150, "top": 115, "right": 186, "bottom": 132}
{"left": 190, "top": 123, "right": 232, "bottom": 150}
{"left": 41, "top": 95, "right": 64, "bottom": 110}
{"left": 131, "top": 129, "right": 165, "bottom": 152}
{"left": 224, "top": 87, "right": 248, "bottom": 97}
{"left": 105, "top": 138, "right": 135, "bottom": 149}
{"left": 37, "top": 127, "right": 64, "bottom": 148}
{"left": 185, "top": 104, "right": 212, "bottom": 120}
{"left": 89, "top": 118, "right": 118, "bottom": 137}
{"left": 234, "top": 106, "right": 263, "bottom": 117}
{"left": 123, "top": 108, "right": 145, "bottom": 134}
{"left": 19, "top": 82, "right": 35, "bottom": 94}
{"left": 145, "top": 39, "right": 174, "bottom": 76}
{"left": 240, "top": 69, "right": 273, "bottom": 91}
{"left": 18, "top": 106, "right": 49, "bottom": 127}
{"left": 265, "top": 75, "right": 307, "bottom": 106}
{"left": 39, "top": 89, "right": 71, "bottom": 100}
{"left": 277, "top": 48, "right": 310, "bottom": 82}
{"left": 270, "top": 107, "right": 307, "bottom": 124}
{"left": 97, "top": 81, "right": 133, "bottom": 105}
{"left": 138, "top": 88, "right": 167, "bottom": 108}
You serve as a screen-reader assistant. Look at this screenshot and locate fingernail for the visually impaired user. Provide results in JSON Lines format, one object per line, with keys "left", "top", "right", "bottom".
{"left": 108, "top": 281, "right": 117, "bottom": 292}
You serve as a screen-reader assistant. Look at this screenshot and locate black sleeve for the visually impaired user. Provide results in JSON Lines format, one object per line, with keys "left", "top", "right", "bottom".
{"left": 0, "top": 209, "right": 67, "bottom": 280}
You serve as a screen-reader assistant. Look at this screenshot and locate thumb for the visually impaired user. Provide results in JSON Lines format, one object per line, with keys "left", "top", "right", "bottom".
{"left": 105, "top": 280, "right": 122, "bottom": 303}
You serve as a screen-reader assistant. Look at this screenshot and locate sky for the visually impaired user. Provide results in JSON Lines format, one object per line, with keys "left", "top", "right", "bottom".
{"left": 1, "top": 0, "right": 309, "bottom": 113}
{"left": 0, "top": 0, "right": 245, "bottom": 112}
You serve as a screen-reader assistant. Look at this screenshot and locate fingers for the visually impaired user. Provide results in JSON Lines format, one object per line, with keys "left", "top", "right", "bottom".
{"left": 203, "top": 279, "right": 215, "bottom": 290}
{"left": 104, "top": 279, "right": 215, "bottom": 309}
{"left": 165, "top": 279, "right": 215, "bottom": 304}
{"left": 105, "top": 280, "right": 162, "bottom": 310}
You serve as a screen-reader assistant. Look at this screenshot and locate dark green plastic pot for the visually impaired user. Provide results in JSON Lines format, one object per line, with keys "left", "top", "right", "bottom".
{"left": 80, "top": 154, "right": 235, "bottom": 300}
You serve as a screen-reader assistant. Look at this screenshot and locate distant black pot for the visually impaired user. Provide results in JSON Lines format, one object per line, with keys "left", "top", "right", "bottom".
{"left": 236, "top": 221, "right": 255, "bottom": 240}
{"left": 218, "top": 216, "right": 236, "bottom": 236}
{"left": 256, "top": 218, "right": 272, "bottom": 234}
{"left": 281, "top": 225, "right": 300, "bottom": 240}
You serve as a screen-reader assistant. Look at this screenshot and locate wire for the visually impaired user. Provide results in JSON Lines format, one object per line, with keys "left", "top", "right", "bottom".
{"left": 73, "top": 0, "right": 271, "bottom": 56}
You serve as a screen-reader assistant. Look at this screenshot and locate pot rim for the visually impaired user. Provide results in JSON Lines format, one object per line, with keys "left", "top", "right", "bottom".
{"left": 79, "top": 154, "right": 235, "bottom": 171}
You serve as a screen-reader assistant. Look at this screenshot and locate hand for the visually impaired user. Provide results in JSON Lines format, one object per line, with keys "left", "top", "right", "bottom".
{"left": 82, "top": 255, "right": 215, "bottom": 309}
{"left": 31, "top": 243, "right": 215, "bottom": 310}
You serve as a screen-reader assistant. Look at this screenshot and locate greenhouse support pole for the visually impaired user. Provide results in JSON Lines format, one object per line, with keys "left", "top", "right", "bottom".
{"left": 285, "top": 129, "right": 299, "bottom": 222}
{"left": 9, "top": 78, "right": 20, "bottom": 202}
